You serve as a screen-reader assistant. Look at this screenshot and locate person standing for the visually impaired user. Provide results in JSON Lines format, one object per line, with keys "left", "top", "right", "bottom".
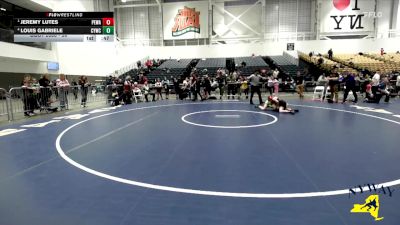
{"left": 342, "top": 73, "right": 358, "bottom": 103}
{"left": 239, "top": 75, "right": 249, "bottom": 99}
{"left": 295, "top": 71, "right": 305, "bottom": 99}
{"left": 203, "top": 75, "right": 211, "bottom": 100}
{"left": 192, "top": 75, "right": 203, "bottom": 101}
{"left": 328, "top": 48, "right": 333, "bottom": 59}
{"left": 155, "top": 78, "right": 163, "bottom": 100}
{"left": 79, "top": 76, "right": 90, "bottom": 107}
{"left": 163, "top": 77, "right": 170, "bottom": 100}
{"left": 227, "top": 71, "right": 238, "bottom": 99}
{"left": 248, "top": 70, "right": 264, "bottom": 105}
{"left": 216, "top": 71, "right": 226, "bottom": 99}
{"left": 266, "top": 75, "right": 274, "bottom": 96}
{"left": 327, "top": 71, "right": 339, "bottom": 103}
{"left": 21, "top": 75, "right": 36, "bottom": 116}
{"left": 396, "top": 74, "right": 400, "bottom": 97}
{"left": 371, "top": 70, "right": 381, "bottom": 97}
{"left": 56, "top": 74, "right": 70, "bottom": 109}
{"left": 272, "top": 68, "right": 279, "bottom": 79}
{"left": 71, "top": 79, "right": 78, "bottom": 100}
{"left": 38, "top": 74, "right": 51, "bottom": 108}
{"left": 123, "top": 76, "right": 133, "bottom": 104}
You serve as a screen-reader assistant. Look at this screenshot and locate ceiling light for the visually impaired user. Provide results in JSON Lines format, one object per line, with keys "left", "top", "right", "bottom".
{"left": 0, "top": 8, "right": 6, "bottom": 11}
{"left": 121, "top": 0, "right": 126, "bottom": 2}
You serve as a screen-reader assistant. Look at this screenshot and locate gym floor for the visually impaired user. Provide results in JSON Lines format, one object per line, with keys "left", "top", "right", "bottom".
{"left": 0, "top": 99, "right": 399, "bottom": 225}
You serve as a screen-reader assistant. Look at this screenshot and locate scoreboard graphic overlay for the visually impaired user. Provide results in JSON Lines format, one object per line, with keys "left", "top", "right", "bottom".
{"left": 14, "top": 12, "right": 114, "bottom": 42}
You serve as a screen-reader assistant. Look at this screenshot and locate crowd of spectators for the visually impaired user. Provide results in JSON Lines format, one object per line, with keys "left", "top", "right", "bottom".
{"left": 314, "top": 69, "right": 399, "bottom": 103}
{"left": 19, "top": 74, "right": 93, "bottom": 116}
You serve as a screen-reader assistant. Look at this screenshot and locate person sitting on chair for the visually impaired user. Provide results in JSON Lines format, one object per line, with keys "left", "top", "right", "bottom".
{"left": 259, "top": 96, "right": 299, "bottom": 114}
{"left": 142, "top": 81, "right": 155, "bottom": 102}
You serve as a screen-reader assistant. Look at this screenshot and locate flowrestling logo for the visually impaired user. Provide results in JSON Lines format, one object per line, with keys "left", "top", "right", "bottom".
{"left": 171, "top": 6, "right": 200, "bottom": 37}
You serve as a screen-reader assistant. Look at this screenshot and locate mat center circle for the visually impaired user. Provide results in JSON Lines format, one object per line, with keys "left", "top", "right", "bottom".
{"left": 181, "top": 110, "right": 278, "bottom": 128}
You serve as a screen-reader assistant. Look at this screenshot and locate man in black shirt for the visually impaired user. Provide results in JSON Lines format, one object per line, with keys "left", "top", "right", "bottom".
{"left": 248, "top": 71, "right": 264, "bottom": 105}
{"left": 38, "top": 74, "right": 51, "bottom": 107}
{"left": 342, "top": 73, "right": 358, "bottom": 103}
{"left": 328, "top": 48, "right": 333, "bottom": 59}
{"left": 216, "top": 72, "right": 225, "bottom": 99}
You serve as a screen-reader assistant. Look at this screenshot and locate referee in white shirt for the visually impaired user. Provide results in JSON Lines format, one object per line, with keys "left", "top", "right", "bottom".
{"left": 248, "top": 70, "right": 264, "bottom": 105}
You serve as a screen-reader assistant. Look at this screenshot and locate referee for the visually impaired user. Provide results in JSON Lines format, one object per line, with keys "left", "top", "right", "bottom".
{"left": 248, "top": 70, "right": 264, "bottom": 105}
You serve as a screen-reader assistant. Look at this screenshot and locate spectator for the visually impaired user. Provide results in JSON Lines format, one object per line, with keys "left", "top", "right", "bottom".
{"left": 56, "top": 74, "right": 70, "bottom": 109}
{"left": 239, "top": 75, "right": 249, "bottom": 99}
{"left": 71, "top": 79, "right": 78, "bottom": 100}
{"left": 309, "top": 51, "right": 313, "bottom": 59}
{"left": 39, "top": 74, "right": 51, "bottom": 108}
{"left": 273, "top": 77, "right": 279, "bottom": 96}
{"left": 380, "top": 48, "right": 385, "bottom": 56}
{"left": 142, "top": 81, "right": 155, "bottom": 102}
{"left": 317, "top": 73, "right": 328, "bottom": 86}
{"left": 328, "top": 48, "right": 333, "bottom": 59}
{"left": 132, "top": 82, "right": 142, "bottom": 96}
{"left": 226, "top": 71, "right": 238, "bottom": 99}
{"left": 163, "top": 77, "right": 171, "bottom": 100}
{"left": 364, "top": 80, "right": 373, "bottom": 101}
{"left": 317, "top": 57, "right": 324, "bottom": 65}
{"left": 295, "top": 71, "right": 305, "bottom": 99}
{"left": 342, "top": 73, "right": 358, "bottom": 103}
{"left": 327, "top": 71, "right": 339, "bottom": 103}
{"left": 139, "top": 73, "right": 148, "bottom": 85}
{"left": 272, "top": 68, "right": 279, "bottom": 79}
{"left": 79, "top": 76, "right": 90, "bottom": 107}
{"left": 378, "top": 77, "right": 391, "bottom": 103}
{"left": 21, "top": 75, "right": 37, "bottom": 116}
{"left": 371, "top": 70, "right": 381, "bottom": 97}
{"left": 111, "top": 88, "right": 120, "bottom": 106}
{"left": 396, "top": 74, "right": 400, "bottom": 97}
{"left": 123, "top": 76, "right": 133, "bottom": 104}
{"left": 203, "top": 75, "right": 212, "bottom": 100}
{"left": 215, "top": 71, "right": 226, "bottom": 99}
{"left": 266, "top": 75, "right": 274, "bottom": 96}
{"left": 191, "top": 75, "right": 203, "bottom": 101}
{"left": 155, "top": 78, "right": 163, "bottom": 100}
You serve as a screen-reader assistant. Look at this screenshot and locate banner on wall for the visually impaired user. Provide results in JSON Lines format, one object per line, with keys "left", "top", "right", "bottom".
{"left": 163, "top": 1, "right": 209, "bottom": 40}
{"left": 320, "top": 0, "right": 378, "bottom": 33}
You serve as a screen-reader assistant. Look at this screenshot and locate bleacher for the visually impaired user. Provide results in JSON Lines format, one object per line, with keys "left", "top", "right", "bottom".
{"left": 363, "top": 53, "right": 400, "bottom": 72}
{"left": 268, "top": 55, "right": 298, "bottom": 76}
{"left": 119, "top": 69, "right": 139, "bottom": 80}
{"left": 195, "top": 58, "right": 226, "bottom": 77}
{"left": 147, "top": 68, "right": 186, "bottom": 81}
{"left": 234, "top": 56, "right": 269, "bottom": 76}
{"left": 299, "top": 52, "right": 358, "bottom": 74}
{"left": 147, "top": 59, "right": 193, "bottom": 80}
{"left": 158, "top": 59, "right": 192, "bottom": 69}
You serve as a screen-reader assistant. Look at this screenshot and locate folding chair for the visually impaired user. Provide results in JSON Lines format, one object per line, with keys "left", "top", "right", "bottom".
{"left": 132, "top": 90, "right": 144, "bottom": 103}
{"left": 312, "top": 86, "right": 325, "bottom": 101}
